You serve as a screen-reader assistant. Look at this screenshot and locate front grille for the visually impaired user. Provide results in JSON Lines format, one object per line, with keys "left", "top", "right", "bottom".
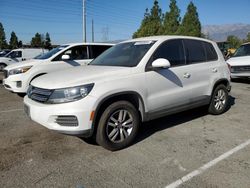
{"left": 55, "top": 116, "right": 78, "bottom": 127}
{"left": 28, "top": 86, "right": 53, "bottom": 103}
{"left": 231, "top": 65, "right": 250, "bottom": 73}
{"left": 3, "top": 70, "right": 8, "bottom": 78}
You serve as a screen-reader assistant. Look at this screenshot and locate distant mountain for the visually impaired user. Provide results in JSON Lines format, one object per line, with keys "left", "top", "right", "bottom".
{"left": 202, "top": 23, "right": 250, "bottom": 41}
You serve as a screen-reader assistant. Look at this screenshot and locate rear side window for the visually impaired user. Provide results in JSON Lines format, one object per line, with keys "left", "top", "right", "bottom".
{"left": 184, "top": 39, "right": 206, "bottom": 63}
{"left": 90, "top": 45, "right": 112, "bottom": 59}
{"left": 151, "top": 39, "right": 185, "bottom": 66}
{"left": 203, "top": 42, "right": 218, "bottom": 61}
{"left": 53, "top": 45, "right": 88, "bottom": 61}
{"left": 7, "top": 51, "right": 22, "bottom": 58}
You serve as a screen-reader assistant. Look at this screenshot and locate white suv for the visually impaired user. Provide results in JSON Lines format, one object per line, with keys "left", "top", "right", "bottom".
{"left": 227, "top": 42, "right": 250, "bottom": 78}
{"left": 24, "top": 36, "right": 231, "bottom": 151}
{"left": 3, "top": 43, "right": 113, "bottom": 94}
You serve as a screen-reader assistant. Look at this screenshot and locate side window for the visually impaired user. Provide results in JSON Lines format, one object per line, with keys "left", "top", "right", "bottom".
{"left": 203, "top": 42, "right": 218, "bottom": 61}
{"left": 151, "top": 39, "right": 185, "bottom": 66}
{"left": 16, "top": 51, "right": 22, "bottom": 58}
{"left": 7, "top": 51, "right": 22, "bottom": 58}
{"left": 53, "top": 46, "right": 88, "bottom": 61}
{"left": 90, "top": 45, "right": 112, "bottom": 58}
{"left": 184, "top": 39, "right": 206, "bottom": 63}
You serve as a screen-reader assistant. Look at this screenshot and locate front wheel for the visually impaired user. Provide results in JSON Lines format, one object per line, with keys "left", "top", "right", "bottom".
{"left": 208, "top": 84, "right": 229, "bottom": 115}
{"left": 96, "top": 101, "right": 140, "bottom": 151}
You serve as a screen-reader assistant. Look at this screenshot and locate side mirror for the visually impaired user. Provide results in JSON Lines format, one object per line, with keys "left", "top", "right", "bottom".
{"left": 152, "top": 58, "right": 171, "bottom": 69}
{"left": 61, "top": 54, "right": 70, "bottom": 60}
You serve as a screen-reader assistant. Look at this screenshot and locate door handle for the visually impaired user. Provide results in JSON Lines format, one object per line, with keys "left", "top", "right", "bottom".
{"left": 183, "top": 73, "right": 191, "bottom": 78}
{"left": 212, "top": 68, "right": 218, "bottom": 73}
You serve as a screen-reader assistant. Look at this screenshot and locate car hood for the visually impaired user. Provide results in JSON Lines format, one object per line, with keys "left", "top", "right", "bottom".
{"left": 227, "top": 56, "right": 250, "bottom": 66}
{"left": 0, "top": 57, "right": 11, "bottom": 63}
{"left": 4, "top": 59, "right": 44, "bottom": 70}
{"left": 31, "top": 65, "right": 133, "bottom": 89}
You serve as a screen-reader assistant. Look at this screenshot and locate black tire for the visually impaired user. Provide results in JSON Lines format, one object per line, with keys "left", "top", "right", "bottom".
{"left": 208, "top": 84, "right": 229, "bottom": 115}
{"left": 17, "top": 93, "right": 26, "bottom": 98}
{"left": 81, "top": 137, "right": 97, "bottom": 145}
{"left": 96, "top": 101, "right": 140, "bottom": 151}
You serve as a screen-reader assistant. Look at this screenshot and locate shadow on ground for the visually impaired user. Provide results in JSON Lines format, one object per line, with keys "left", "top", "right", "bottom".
{"left": 80, "top": 95, "right": 236, "bottom": 148}
{"left": 231, "top": 78, "right": 250, "bottom": 84}
{"left": 135, "top": 95, "right": 235, "bottom": 145}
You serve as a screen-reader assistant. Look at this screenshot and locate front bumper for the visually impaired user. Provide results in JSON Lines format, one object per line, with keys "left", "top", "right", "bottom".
{"left": 3, "top": 74, "right": 29, "bottom": 93}
{"left": 231, "top": 72, "right": 250, "bottom": 78}
{"left": 23, "top": 95, "right": 97, "bottom": 137}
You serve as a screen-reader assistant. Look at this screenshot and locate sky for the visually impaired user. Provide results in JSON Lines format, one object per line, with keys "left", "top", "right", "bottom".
{"left": 1, "top": 0, "right": 250, "bottom": 45}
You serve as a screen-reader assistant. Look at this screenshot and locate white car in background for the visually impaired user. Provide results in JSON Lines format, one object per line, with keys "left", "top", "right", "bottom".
{"left": 3, "top": 43, "right": 113, "bottom": 94}
{"left": 227, "top": 42, "right": 250, "bottom": 78}
{"left": 0, "top": 48, "right": 47, "bottom": 71}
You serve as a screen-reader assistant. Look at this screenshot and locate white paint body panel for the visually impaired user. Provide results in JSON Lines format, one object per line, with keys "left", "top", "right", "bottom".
{"left": 227, "top": 56, "right": 250, "bottom": 78}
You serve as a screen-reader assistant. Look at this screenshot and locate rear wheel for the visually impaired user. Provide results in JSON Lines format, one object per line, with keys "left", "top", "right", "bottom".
{"left": 96, "top": 101, "right": 140, "bottom": 151}
{"left": 208, "top": 84, "right": 229, "bottom": 115}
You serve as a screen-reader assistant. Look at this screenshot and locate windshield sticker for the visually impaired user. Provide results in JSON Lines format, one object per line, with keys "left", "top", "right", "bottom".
{"left": 134, "top": 41, "right": 154, "bottom": 45}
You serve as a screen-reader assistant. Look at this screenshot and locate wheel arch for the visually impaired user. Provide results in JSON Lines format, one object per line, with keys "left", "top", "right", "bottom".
{"left": 211, "top": 78, "right": 230, "bottom": 94}
{"left": 29, "top": 73, "right": 47, "bottom": 85}
{"left": 90, "top": 91, "right": 146, "bottom": 137}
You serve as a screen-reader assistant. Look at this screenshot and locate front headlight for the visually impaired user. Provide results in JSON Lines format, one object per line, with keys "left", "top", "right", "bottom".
{"left": 9, "top": 66, "right": 32, "bottom": 75}
{"left": 47, "top": 84, "right": 94, "bottom": 104}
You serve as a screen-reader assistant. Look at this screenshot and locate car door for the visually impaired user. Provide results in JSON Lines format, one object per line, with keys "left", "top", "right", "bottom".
{"left": 5, "top": 51, "right": 22, "bottom": 64}
{"left": 45, "top": 45, "right": 91, "bottom": 72}
{"left": 145, "top": 39, "right": 194, "bottom": 117}
{"left": 183, "top": 39, "right": 215, "bottom": 103}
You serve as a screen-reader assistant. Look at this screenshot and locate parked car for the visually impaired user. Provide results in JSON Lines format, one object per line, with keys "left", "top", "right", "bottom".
{"left": 0, "top": 48, "right": 47, "bottom": 71}
{"left": 227, "top": 42, "right": 250, "bottom": 79}
{"left": 24, "top": 36, "right": 231, "bottom": 151}
{"left": 0, "top": 49, "right": 11, "bottom": 57}
{"left": 3, "top": 43, "right": 113, "bottom": 93}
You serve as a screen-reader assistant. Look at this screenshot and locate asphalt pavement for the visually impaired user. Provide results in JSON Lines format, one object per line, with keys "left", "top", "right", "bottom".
{"left": 0, "top": 73, "right": 250, "bottom": 188}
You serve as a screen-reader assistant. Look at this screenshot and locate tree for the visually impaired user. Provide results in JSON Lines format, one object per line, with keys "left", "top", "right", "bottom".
{"left": 44, "top": 32, "right": 52, "bottom": 49}
{"left": 227, "top": 35, "right": 242, "bottom": 49}
{"left": 133, "top": 0, "right": 163, "bottom": 38}
{"left": 177, "top": 2, "right": 201, "bottom": 37}
{"left": 0, "top": 22, "right": 8, "bottom": 49}
{"left": 162, "top": 0, "right": 181, "bottom": 35}
{"left": 246, "top": 32, "right": 250, "bottom": 42}
{"left": 18, "top": 40, "right": 23, "bottom": 48}
{"left": 31, "top": 33, "right": 42, "bottom": 47}
{"left": 9, "top": 31, "right": 19, "bottom": 49}
{"left": 133, "top": 8, "right": 150, "bottom": 38}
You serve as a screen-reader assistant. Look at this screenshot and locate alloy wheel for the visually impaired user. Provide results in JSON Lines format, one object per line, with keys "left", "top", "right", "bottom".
{"left": 214, "top": 89, "right": 226, "bottom": 110}
{"left": 106, "top": 109, "right": 133, "bottom": 143}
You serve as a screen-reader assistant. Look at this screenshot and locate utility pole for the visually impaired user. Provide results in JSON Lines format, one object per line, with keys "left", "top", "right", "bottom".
{"left": 92, "top": 19, "right": 94, "bottom": 42}
{"left": 83, "top": 0, "right": 86, "bottom": 42}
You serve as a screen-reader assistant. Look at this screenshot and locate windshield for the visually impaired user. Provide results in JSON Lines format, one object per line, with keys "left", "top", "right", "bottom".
{"left": 233, "top": 44, "right": 250, "bottom": 57}
{"left": 90, "top": 41, "right": 155, "bottom": 67}
{"left": 34, "top": 45, "right": 68, "bottom": 60}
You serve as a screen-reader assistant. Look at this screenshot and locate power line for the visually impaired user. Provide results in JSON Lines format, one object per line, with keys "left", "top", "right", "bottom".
{"left": 8, "top": 0, "right": 82, "bottom": 13}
